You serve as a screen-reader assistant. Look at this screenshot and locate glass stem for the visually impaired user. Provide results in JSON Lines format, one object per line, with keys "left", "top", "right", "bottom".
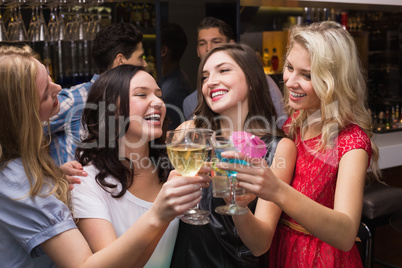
{"left": 229, "top": 178, "right": 237, "bottom": 206}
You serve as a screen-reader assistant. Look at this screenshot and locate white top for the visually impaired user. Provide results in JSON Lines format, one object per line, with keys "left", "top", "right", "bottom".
{"left": 71, "top": 165, "right": 179, "bottom": 268}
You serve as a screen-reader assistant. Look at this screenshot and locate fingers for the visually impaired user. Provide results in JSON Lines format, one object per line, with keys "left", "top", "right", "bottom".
{"left": 69, "top": 160, "right": 83, "bottom": 169}
{"left": 168, "top": 170, "right": 211, "bottom": 185}
{"left": 167, "top": 192, "right": 203, "bottom": 215}
{"left": 60, "top": 161, "right": 88, "bottom": 177}
{"left": 198, "top": 165, "right": 212, "bottom": 175}
{"left": 216, "top": 152, "right": 269, "bottom": 174}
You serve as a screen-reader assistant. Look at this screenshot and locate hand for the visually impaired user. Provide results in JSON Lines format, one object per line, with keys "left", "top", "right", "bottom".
{"left": 60, "top": 161, "right": 88, "bottom": 190}
{"left": 235, "top": 191, "right": 256, "bottom": 207}
{"left": 151, "top": 168, "right": 211, "bottom": 224}
{"left": 217, "top": 151, "right": 280, "bottom": 202}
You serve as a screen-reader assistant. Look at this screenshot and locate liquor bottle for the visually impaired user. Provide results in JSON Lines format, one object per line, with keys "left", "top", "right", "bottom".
{"left": 385, "top": 108, "right": 390, "bottom": 130}
{"left": 271, "top": 48, "right": 279, "bottom": 73}
{"left": 131, "top": 3, "right": 143, "bottom": 27}
{"left": 372, "top": 113, "right": 378, "bottom": 132}
{"left": 262, "top": 48, "right": 271, "bottom": 72}
{"left": 146, "top": 48, "right": 157, "bottom": 79}
{"left": 377, "top": 111, "right": 385, "bottom": 131}
{"left": 143, "top": 3, "right": 151, "bottom": 28}
{"left": 391, "top": 106, "right": 396, "bottom": 128}
{"left": 399, "top": 105, "right": 402, "bottom": 128}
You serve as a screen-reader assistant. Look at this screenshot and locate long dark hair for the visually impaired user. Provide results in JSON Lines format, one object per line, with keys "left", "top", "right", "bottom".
{"left": 194, "top": 43, "right": 283, "bottom": 137}
{"left": 76, "top": 65, "right": 170, "bottom": 198}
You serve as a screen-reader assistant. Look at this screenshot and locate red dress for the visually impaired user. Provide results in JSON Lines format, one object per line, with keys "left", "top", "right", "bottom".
{"left": 269, "top": 123, "right": 372, "bottom": 268}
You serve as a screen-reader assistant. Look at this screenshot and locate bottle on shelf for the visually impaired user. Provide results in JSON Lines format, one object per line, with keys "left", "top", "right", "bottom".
{"left": 143, "top": 3, "right": 151, "bottom": 28}
{"left": 395, "top": 105, "right": 399, "bottom": 124}
{"left": 146, "top": 47, "right": 157, "bottom": 79}
{"left": 399, "top": 106, "right": 402, "bottom": 128}
{"left": 372, "top": 113, "right": 378, "bottom": 132}
{"left": 131, "top": 3, "right": 143, "bottom": 28}
{"left": 377, "top": 111, "right": 385, "bottom": 131}
{"left": 385, "top": 108, "right": 390, "bottom": 130}
{"left": 262, "top": 48, "right": 271, "bottom": 73}
{"left": 391, "top": 106, "right": 396, "bottom": 128}
{"left": 271, "top": 48, "right": 279, "bottom": 73}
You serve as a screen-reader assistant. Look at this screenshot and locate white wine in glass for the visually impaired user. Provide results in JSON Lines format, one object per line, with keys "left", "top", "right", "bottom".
{"left": 166, "top": 128, "right": 212, "bottom": 225}
{"left": 167, "top": 144, "right": 206, "bottom": 176}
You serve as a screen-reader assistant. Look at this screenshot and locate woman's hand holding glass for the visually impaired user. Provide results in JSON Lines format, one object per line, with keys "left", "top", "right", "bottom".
{"left": 166, "top": 128, "right": 213, "bottom": 225}
{"left": 216, "top": 151, "right": 280, "bottom": 203}
{"left": 150, "top": 168, "right": 211, "bottom": 225}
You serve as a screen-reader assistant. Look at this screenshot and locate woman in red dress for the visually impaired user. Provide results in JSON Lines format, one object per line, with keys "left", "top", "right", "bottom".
{"left": 218, "top": 21, "right": 381, "bottom": 267}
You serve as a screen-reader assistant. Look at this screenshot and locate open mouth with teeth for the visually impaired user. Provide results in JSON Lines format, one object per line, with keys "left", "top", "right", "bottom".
{"left": 210, "top": 89, "right": 228, "bottom": 101}
{"left": 144, "top": 114, "right": 161, "bottom": 121}
{"left": 289, "top": 91, "right": 307, "bottom": 98}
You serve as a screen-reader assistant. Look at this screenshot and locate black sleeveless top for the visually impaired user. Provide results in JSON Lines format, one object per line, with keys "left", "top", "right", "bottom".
{"left": 170, "top": 136, "right": 283, "bottom": 268}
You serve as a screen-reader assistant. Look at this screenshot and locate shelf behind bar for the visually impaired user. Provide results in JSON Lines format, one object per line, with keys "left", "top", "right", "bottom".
{"left": 240, "top": 0, "right": 402, "bottom": 10}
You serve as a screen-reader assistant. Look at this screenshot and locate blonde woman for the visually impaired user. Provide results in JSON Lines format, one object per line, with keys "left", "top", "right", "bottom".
{"left": 0, "top": 46, "right": 208, "bottom": 267}
{"left": 224, "top": 21, "right": 381, "bottom": 267}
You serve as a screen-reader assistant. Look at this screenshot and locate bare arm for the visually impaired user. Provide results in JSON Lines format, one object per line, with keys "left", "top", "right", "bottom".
{"left": 230, "top": 148, "right": 368, "bottom": 252}
{"left": 41, "top": 170, "right": 210, "bottom": 267}
{"left": 230, "top": 138, "right": 297, "bottom": 256}
{"left": 273, "top": 149, "right": 367, "bottom": 251}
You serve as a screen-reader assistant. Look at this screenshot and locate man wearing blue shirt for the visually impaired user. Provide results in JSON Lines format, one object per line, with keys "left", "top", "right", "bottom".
{"left": 45, "top": 23, "right": 148, "bottom": 165}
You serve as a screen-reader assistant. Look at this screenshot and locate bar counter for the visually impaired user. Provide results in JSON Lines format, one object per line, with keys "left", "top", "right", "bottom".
{"left": 372, "top": 131, "right": 402, "bottom": 170}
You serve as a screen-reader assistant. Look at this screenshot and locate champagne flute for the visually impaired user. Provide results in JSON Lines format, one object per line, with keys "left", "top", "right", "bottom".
{"left": 211, "top": 135, "right": 248, "bottom": 215}
{"left": 166, "top": 128, "right": 210, "bottom": 225}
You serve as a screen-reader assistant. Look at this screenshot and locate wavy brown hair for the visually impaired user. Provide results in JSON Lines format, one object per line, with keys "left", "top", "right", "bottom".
{"left": 194, "top": 43, "right": 283, "bottom": 138}
{"left": 76, "top": 65, "right": 170, "bottom": 198}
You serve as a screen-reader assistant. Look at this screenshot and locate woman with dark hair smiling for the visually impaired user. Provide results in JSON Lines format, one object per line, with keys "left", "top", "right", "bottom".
{"left": 71, "top": 65, "right": 210, "bottom": 267}
{"left": 171, "top": 43, "right": 297, "bottom": 267}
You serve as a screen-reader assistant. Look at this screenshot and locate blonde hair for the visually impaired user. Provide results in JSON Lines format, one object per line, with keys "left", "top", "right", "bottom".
{"left": 283, "top": 21, "right": 381, "bottom": 180}
{"left": 0, "top": 45, "right": 70, "bottom": 205}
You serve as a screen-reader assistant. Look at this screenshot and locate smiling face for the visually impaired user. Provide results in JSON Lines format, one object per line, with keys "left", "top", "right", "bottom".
{"left": 283, "top": 43, "right": 321, "bottom": 115}
{"left": 201, "top": 50, "right": 249, "bottom": 118}
{"left": 125, "top": 70, "right": 166, "bottom": 145}
{"left": 36, "top": 59, "right": 61, "bottom": 121}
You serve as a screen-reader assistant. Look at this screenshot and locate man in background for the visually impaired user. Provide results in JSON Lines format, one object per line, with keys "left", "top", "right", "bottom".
{"left": 182, "top": 16, "right": 287, "bottom": 127}
{"left": 159, "top": 23, "right": 192, "bottom": 129}
{"left": 45, "top": 23, "right": 147, "bottom": 165}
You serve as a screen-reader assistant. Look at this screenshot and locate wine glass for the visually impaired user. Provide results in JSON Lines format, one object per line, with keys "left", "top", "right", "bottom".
{"left": 166, "top": 128, "right": 210, "bottom": 225}
{"left": 211, "top": 135, "right": 248, "bottom": 215}
{"left": 0, "top": 1, "right": 8, "bottom": 41}
{"left": 7, "top": 1, "right": 28, "bottom": 41}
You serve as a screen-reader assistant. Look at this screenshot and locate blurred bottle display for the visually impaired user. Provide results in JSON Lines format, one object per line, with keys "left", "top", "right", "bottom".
{"left": 0, "top": 1, "right": 157, "bottom": 88}
{"left": 257, "top": 5, "right": 401, "bottom": 132}
{"left": 371, "top": 104, "right": 402, "bottom": 132}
